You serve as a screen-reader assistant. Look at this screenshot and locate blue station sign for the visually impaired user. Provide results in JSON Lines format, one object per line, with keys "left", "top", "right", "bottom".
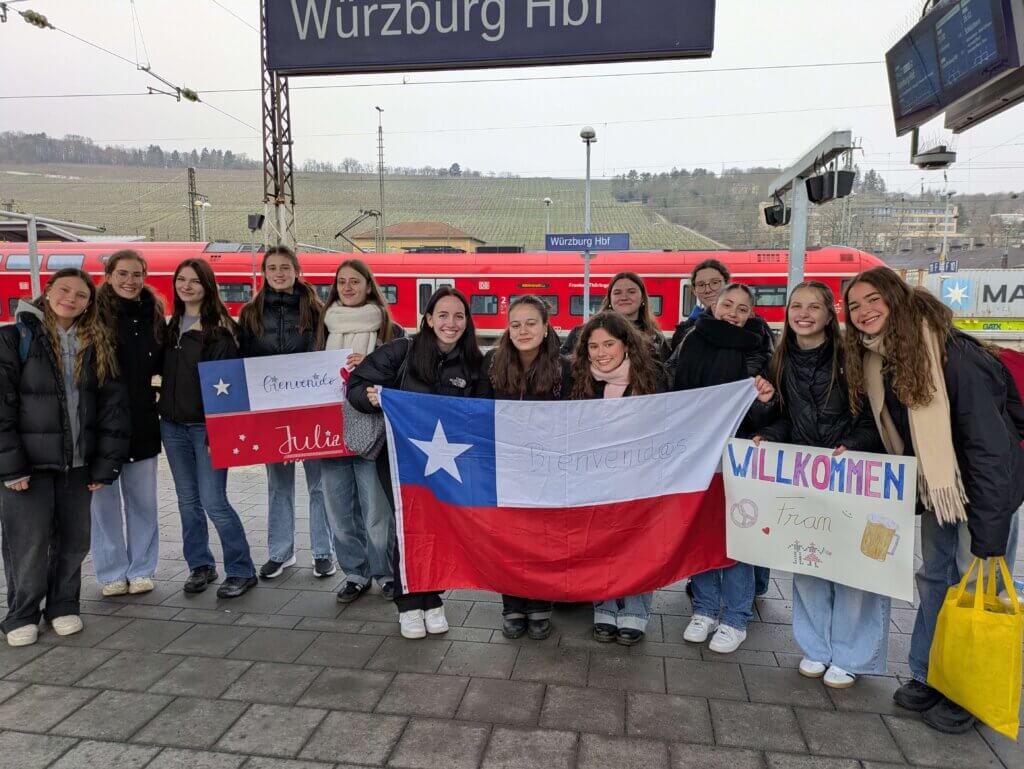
{"left": 546, "top": 233, "right": 630, "bottom": 251}
{"left": 265, "top": 0, "right": 716, "bottom": 74}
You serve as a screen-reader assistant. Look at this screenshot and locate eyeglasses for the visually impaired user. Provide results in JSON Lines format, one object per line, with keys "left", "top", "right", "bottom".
{"left": 695, "top": 279, "right": 724, "bottom": 291}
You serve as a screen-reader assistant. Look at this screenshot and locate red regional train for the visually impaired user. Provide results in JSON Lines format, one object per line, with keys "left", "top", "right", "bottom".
{"left": 0, "top": 241, "right": 885, "bottom": 335}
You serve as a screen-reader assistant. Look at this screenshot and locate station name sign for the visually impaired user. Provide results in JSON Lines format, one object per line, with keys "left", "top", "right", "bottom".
{"left": 266, "top": 0, "right": 716, "bottom": 74}
{"left": 546, "top": 232, "right": 629, "bottom": 251}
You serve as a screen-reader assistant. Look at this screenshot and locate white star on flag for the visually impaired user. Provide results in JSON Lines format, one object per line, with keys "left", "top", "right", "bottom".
{"left": 410, "top": 420, "right": 473, "bottom": 483}
{"left": 239, "top": 434, "right": 247, "bottom": 442}
{"left": 252, "top": 444, "right": 260, "bottom": 451}
{"left": 214, "top": 379, "right": 231, "bottom": 396}
{"left": 232, "top": 448, "right": 240, "bottom": 455}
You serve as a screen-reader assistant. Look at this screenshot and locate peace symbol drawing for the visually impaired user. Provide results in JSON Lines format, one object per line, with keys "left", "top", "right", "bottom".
{"left": 729, "top": 498, "right": 759, "bottom": 529}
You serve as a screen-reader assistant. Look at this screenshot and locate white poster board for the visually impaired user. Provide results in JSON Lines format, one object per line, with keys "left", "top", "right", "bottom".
{"left": 723, "top": 438, "right": 918, "bottom": 601}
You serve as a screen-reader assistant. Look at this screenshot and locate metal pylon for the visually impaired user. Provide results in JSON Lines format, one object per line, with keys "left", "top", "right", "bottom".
{"left": 261, "top": 0, "right": 295, "bottom": 247}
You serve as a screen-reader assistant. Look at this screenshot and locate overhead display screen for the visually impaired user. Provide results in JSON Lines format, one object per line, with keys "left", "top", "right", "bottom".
{"left": 886, "top": 0, "right": 1020, "bottom": 136}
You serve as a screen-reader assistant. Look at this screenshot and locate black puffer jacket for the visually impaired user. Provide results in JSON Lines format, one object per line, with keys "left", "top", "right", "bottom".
{"left": 0, "top": 304, "right": 129, "bottom": 483}
{"left": 348, "top": 336, "right": 481, "bottom": 412}
{"left": 670, "top": 315, "right": 773, "bottom": 438}
{"left": 239, "top": 289, "right": 314, "bottom": 357}
{"left": 107, "top": 289, "right": 165, "bottom": 461}
{"left": 477, "top": 349, "right": 574, "bottom": 401}
{"left": 159, "top": 320, "right": 239, "bottom": 425}
{"left": 882, "top": 331, "right": 1024, "bottom": 558}
{"left": 560, "top": 319, "right": 671, "bottom": 362}
{"left": 671, "top": 309, "right": 775, "bottom": 355}
{"left": 758, "top": 339, "right": 879, "bottom": 452}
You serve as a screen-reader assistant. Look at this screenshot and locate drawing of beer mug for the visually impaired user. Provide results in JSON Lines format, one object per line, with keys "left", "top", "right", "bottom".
{"left": 860, "top": 514, "right": 900, "bottom": 562}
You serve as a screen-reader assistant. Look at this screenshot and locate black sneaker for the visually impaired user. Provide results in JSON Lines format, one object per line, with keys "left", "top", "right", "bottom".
{"left": 183, "top": 566, "right": 218, "bottom": 594}
{"left": 216, "top": 576, "right": 258, "bottom": 599}
{"left": 923, "top": 697, "right": 977, "bottom": 734}
{"left": 259, "top": 555, "right": 296, "bottom": 580}
{"left": 313, "top": 558, "right": 337, "bottom": 578}
{"left": 593, "top": 623, "right": 617, "bottom": 643}
{"left": 616, "top": 628, "right": 645, "bottom": 646}
{"left": 502, "top": 617, "right": 527, "bottom": 639}
{"left": 893, "top": 679, "right": 944, "bottom": 712}
{"left": 527, "top": 618, "right": 552, "bottom": 640}
{"left": 336, "top": 581, "right": 368, "bottom": 604}
{"left": 381, "top": 581, "right": 395, "bottom": 601}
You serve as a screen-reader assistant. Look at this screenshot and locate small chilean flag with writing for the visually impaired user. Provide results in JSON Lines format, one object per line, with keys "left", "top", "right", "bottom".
{"left": 199, "top": 350, "right": 354, "bottom": 469}
{"left": 380, "top": 379, "right": 757, "bottom": 600}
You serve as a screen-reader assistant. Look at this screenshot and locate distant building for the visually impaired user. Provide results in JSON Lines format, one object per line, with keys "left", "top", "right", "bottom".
{"left": 351, "top": 221, "right": 485, "bottom": 253}
{"left": 879, "top": 245, "right": 1023, "bottom": 270}
{"left": 860, "top": 202, "right": 959, "bottom": 239}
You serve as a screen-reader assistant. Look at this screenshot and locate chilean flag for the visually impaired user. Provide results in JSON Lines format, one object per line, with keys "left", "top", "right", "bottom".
{"left": 199, "top": 351, "right": 354, "bottom": 469}
{"left": 379, "top": 380, "right": 757, "bottom": 600}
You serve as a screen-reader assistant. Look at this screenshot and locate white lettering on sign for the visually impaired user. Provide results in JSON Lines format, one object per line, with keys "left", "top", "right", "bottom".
{"left": 291, "top": 0, "right": 603, "bottom": 43}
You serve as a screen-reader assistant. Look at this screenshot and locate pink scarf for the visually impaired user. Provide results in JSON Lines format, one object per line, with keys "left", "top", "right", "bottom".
{"left": 591, "top": 357, "right": 631, "bottom": 399}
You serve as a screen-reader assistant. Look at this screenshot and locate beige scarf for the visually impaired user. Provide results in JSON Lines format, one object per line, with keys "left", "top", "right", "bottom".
{"left": 591, "top": 357, "right": 631, "bottom": 399}
{"left": 323, "top": 303, "right": 384, "bottom": 356}
{"left": 861, "top": 324, "right": 968, "bottom": 524}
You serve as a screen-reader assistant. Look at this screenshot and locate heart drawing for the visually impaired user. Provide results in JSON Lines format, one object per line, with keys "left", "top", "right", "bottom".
{"left": 761, "top": 527, "right": 770, "bottom": 535}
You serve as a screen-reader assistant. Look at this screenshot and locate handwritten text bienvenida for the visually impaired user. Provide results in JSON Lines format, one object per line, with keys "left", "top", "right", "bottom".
{"left": 290, "top": 0, "right": 604, "bottom": 44}
{"left": 726, "top": 444, "right": 908, "bottom": 502}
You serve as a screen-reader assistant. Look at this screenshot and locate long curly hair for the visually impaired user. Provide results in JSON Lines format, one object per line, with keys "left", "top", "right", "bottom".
{"left": 239, "top": 246, "right": 323, "bottom": 340}
{"left": 768, "top": 281, "right": 842, "bottom": 406}
{"left": 314, "top": 258, "right": 396, "bottom": 350}
{"left": 96, "top": 249, "right": 166, "bottom": 342}
{"left": 488, "top": 295, "right": 563, "bottom": 398}
{"left": 570, "top": 311, "right": 662, "bottom": 399}
{"left": 843, "top": 267, "right": 953, "bottom": 412}
{"left": 40, "top": 268, "right": 118, "bottom": 384}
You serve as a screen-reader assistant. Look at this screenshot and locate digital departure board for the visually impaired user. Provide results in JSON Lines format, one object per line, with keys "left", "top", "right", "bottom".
{"left": 886, "top": 0, "right": 1021, "bottom": 136}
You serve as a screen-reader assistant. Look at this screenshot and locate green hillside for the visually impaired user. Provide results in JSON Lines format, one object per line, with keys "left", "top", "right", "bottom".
{"left": 0, "top": 164, "right": 721, "bottom": 250}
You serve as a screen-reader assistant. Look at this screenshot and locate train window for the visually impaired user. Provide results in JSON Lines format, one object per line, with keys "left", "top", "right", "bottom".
{"left": 46, "top": 254, "right": 85, "bottom": 270}
{"left": 570, "top": 295, "right": 605, "bottom": 316}
{"left": 471, "top": 295, "right": 498, "bottom": 315}
{"left": 313, "top": 284, "right": 332, "bottom": 302}
{"left": 217, "top": 283, "right": 252, "bottom": 303}
{"left": 380, "top": 284, "right": 398, "bottom": 304}
{"left": 4, "top": 254, "right": 31, "bottom": 270}
{"left": 681, "top": 285, "right": 696, "bottom": 316}
{"left": 751, "top": 286, "right": 787, "bottom": 307}
{"left": 649, "top": 295, "right": 663, "bottom": 316}
{"left": 8, "top": 297, "right": 21, "bottom": 317}
{"left": 510, "top": 295, "right": 560, "bottom": 315}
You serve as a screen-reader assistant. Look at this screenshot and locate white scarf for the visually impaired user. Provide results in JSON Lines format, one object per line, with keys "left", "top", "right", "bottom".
{"left": 323, "top": 303, "right": 384, "bottom": 356}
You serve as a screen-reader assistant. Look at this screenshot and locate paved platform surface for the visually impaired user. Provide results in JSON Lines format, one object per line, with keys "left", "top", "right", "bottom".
{"left": 0, "top": 460, "right": 1021, "bottom": 769}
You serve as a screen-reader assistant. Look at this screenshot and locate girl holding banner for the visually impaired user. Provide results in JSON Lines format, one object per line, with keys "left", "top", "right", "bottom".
{"left": 347, "top": 286, "right": 484, "bottom": 639}
{"left": 844, "top": 266, "right": 1024, "bottom": 733}
{"left": 239, "top": 246, "right": 331, "bottom": 581}
{"left": 160, "top": 259, "right": 258, "bottom": 599}
{"left": 754, "top": 281, "right": 884, "bottom": 689}
{"left": 91, "top": 250, "right": 165, "bottom": 598}
{"left": 316, "top": 260, "right": 402, "bottom": 604}
{"left": 673, "top": 284, "right": 776, "bottom": 654}
{"left": 569, "top": 311, "right": 665, "bottom": 646}
{"left": 479, "top": 295, "right": 573, "bottom": 641}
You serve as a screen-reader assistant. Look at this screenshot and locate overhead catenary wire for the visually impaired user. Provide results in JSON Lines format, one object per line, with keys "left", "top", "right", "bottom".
{"left": 209, "top": 0, "right": 257, "bottom": 32}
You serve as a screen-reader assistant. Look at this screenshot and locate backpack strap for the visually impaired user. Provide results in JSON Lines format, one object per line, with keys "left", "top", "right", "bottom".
{"left": 15, "top": 321, "right": 31, "bottom": 364}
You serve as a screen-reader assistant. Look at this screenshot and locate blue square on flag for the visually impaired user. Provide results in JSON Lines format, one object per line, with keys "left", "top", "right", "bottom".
{"left": 199, "top": 359, "right": 251, "bottom": 415}
{"left": 383, "top": 389, "right": 497, "bottom": 508}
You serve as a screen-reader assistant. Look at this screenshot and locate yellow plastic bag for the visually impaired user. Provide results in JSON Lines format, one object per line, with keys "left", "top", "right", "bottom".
{"left": 928, "top": 556, "right": 1022, "bottom": 739}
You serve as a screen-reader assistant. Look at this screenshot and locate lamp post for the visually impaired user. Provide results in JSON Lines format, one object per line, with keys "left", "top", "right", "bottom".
{"left": 580, "top": 126, "right": 597, "bottom": 321}
{"left": 375, "top": 106, "right": 387, "bottom": 253}
{"left": 543, "top": 197, "right": 552, "bottom": 239}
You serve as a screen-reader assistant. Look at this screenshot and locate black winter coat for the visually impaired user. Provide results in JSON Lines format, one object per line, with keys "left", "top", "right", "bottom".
{"left": 0, "top": 308, "right": 129, "bottom": 483}
{"left": 758, "top": 340, "right": 880, "bottom": 452}
{"left": 670, "top": 315, "right": 773, "bottom": 438}
{"left": 239, "top": 289, "right": 314, "bottom": 357}
{"left": 671, "top": 309, "right": 775, "bottom": 355}
{"left": 882, "top": 331, "right": 1024, "bottom": 558}
{"left": 108, "top": 289, "right": 165, "bottom": 461}
{"left": 560, "top": 319, "right": 671, "bottom": 362}
{"left": 476, "top": 349, "right": 573, "bottom": 401}
{"left": 348, "top": 335, "right": 482, "bottom": 413}
{"left": 159, "top": 320, "right": 239, "bottom": 425}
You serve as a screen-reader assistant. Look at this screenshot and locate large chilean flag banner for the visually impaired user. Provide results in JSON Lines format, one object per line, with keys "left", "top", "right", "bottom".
{"left": 380, "top": 380, "right": 757, "bottom": 600}
{"left": 199, "top": 350, "right": 355, "bottom": 469}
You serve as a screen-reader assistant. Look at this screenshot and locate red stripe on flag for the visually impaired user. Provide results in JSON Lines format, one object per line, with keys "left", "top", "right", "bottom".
{"left": 398, "top": 474, "right": 733, "bottom": 601}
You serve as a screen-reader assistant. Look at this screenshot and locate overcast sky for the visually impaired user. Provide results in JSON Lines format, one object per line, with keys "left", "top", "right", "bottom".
{"left": 3, "top": 0, "right": 1024, "bottom": 195}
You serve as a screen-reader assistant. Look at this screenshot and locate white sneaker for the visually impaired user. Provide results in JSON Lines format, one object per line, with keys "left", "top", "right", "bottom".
{"left": 50, "top": 615, "right": 83, "bottom": 637}
{"left": 683, "top": 614, "right": 718, "bottom": 643}
{"left": 708, "top": 624, "right": 746, "bottom": 654}
{"left": 823, "top": 665, "right": 856, "bottom": 689}
{"left": 101, "top": 580, "right": 129, "bottom": 597}
{"left": 128, "top": 577, "right": 155, "bottom": 595}
{"left": 400, "top": 610, "right": 426, "bottom": 639}
{"left": 424, "top": 606, "right": 449, "bottom": 634}
{"left": 5, "top": 624, "right": 38, "bottom": 647}
{"left": 799, "top": 658, "right": 827, "bottom": 678}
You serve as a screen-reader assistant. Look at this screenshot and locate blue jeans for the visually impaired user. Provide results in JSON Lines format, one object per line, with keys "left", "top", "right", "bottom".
{"left": 690, "top": 562, "right": 755, "bottom": 631}
{"left": 266, "top": 460, "right": 331, "bottom": 562}
{"left": 754, "top": 566, "right": 771, "bottom": 596}
{"left": 909, "top": 513, "right": 961, "bottom": 683}
{"left": 792, "top": 574, "right": 890, "bottom": 674}
{"left": 594, "top": 593, "right": 653, "bottom": 632}
{"left": 322, "top": 455, "right": 394, "bottom": 587}
{"left": 90, "top": 456, "right": 160, "bottom": 584}
{"left": 160, "top": 420, "right": 255, "bottom": 579}
{"left": 956, "top": 505, "right": 1021, "bottom": 590}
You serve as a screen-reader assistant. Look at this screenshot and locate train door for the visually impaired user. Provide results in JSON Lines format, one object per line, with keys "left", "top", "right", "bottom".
{"left": 679, "top": 279, "right": 695, "bottom": 322}
{"left": 416, "top": 277, "right": 455, "bottom": 325}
